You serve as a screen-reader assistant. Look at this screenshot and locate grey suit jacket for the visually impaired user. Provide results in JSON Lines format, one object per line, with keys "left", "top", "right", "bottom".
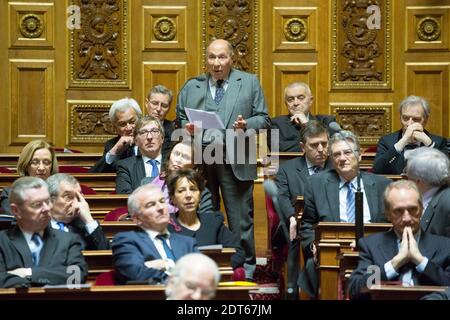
{"left": 421, "top": 186, "right": 450, "bottom": 238}
{"left": 0, "top": 226, "right": 88, "bottom": 288}
{"left": 176, "top": 69, "right": 270, "bottom": 181}
{"left": 300, "top": 170, "right": 391, "bottom": 256}
{"left": 348, "top": 230, "right": 450, "bottom": 299}
{"left": 115, "top": 155, "right": 147, "bottom": 194}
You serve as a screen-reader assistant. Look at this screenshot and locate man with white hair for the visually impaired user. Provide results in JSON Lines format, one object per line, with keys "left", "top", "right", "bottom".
{"left": 373, "top": 95, "right": 448, "bottom": 174}
{"left": 406, "top": 147, "right": 450, "bottom": 237}
{"left": 91, "top": 97, "right": 142, "bottom": 173}
{"left": 165, "top": 253, "right": 220, "bottom": 300}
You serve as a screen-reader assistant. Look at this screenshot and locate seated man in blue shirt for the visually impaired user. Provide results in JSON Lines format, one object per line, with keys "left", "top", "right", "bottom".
{"left": 348, "top": 180, "right": 450, "bottom": 299}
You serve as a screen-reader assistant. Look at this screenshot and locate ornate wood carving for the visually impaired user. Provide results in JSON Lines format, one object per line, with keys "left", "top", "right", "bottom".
{"left": 331, "top": 103, "right": 392, "bottom": 146}
{"left": 417, "top": 16, "right": 441, "bottom": 41}
{"left": 332, "top": 0, "right": 391, "bottom": 89}
{"left": 69, "top": 102, "right": 115, "bottom": 144}
{"left": 153, "top": 16, "right": 177, "bottom": 41}
{"left": 204, "top": 0, "right": 258, "bottom": 73}
{"left": 20, "top": 14, "right": 44, "bottom": 38}
{"left": 69, "top": 0, "right": 128, "bottom": 88}
{"left": 284, "top": 18, "right": 307, "bottom": 42}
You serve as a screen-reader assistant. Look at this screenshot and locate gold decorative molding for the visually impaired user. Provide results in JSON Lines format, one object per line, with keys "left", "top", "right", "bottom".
{"left": 331, "top": 103, "right": 392, "bottom": 146}
{"left": 20, "top": 14, "right": 44, "bottom": 38}
{"left": 417, "top": 16, "right": 441, "bottom": 41}
{"left": 284, "top": 18, "right": 307, "bottom": 42}
{"left": 203, "top": 0, "right": 258, "bottom": 73}
{"left": 69, "top": 0, "right": 129, "bottom": 88}
{"left": 68, "top": 101, "right": 116, "bottom": 144}
{"left": 332, "top": 0, "right": 391, "bottom": 89}
{"left": 153, "top": 16, "right": 176, "bottom": 41}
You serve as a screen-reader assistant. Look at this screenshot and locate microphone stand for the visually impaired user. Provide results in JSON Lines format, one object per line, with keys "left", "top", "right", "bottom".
{"left": 355, "top": 173, "right": 364, "bottom": 243}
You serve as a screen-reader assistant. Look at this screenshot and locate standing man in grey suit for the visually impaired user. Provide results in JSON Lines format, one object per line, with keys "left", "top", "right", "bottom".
{"left": 176, "top": 39, "right": 270, "bottom": 279}
{"left": 406, "top": 147, "right": 450, "bottom": 238}
{"left": 299, "top": 130, "right": 391, "bottom": 297}
{"left": 0, "top": 177, "right": 87, "bottom": 288}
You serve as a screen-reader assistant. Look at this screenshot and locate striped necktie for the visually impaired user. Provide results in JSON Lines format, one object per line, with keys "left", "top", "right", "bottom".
{"left": 214, "top": 80, "right": 225, "bottom": 104}
{"left": 31, "top": 233, "right": 44, "bottom": 267}
{"left": 156, "top": 234, "right": 176, "bottom": 261}
{"left": 345, "top": 181, "right": 355, "bottom": 223}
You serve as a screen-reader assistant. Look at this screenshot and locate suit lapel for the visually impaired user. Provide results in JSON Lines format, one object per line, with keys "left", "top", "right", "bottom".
{"left": 379, "top": 231, "right": 399, "bottom": 262}
{"left": 420, "top": 188, "right": 442, "bottom": 232}
{"left": 224, "top": 70, "right": 241, "bottom": 128}
{"left": 137, "top": 231, "right": 163, "bottom": 259}
{"left": 361, "top": 172, "right": 378, "bottom": 220}
{"left": 417, "top": 231, "right": 437, "bottom": 261}
{"left": 39, "top": 227, "right": 58, "bottom": 267}
{"left": 9, "top": 227, "right": 33, "bottom": 266}
{"left": 168, "top": 233, "right": 182, "bottom": 260}
{"left": 326, "top": 172, "right": 340, "bottom": 220}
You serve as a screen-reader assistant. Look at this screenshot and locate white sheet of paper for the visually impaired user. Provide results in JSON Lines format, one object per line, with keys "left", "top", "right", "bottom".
{"left": 185, "top": 108, "right": 225, "bottom": 130}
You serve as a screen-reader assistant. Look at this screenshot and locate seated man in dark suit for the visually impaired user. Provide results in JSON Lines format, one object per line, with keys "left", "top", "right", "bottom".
{"left": 112, "top": 184, "right": 198, "bottom": 285}
{"left": 373, "top": 95, "right": 448, "bottom": 174}
{"left": 405, "top": 147, "right": 450, "bottom": 238}
{"left": 46, "top": 173, "right": 110, "bottom": 250}
{"left": 348, "top": 180, "right": 450, "bottom": 299}
{"left": 299, "top": 130, "right": 391, "bottom": 297}
{"left": 115, "top": 115, "right": 165, "bottom": 194}
{"left": 0, "top": 176, "right": 87, "bottom": 288}
{"left": 90, "top": 97, "right": 142, "bottom": 173}
{"left": 145, "top": 85, "right": 175, "bottom": 157}
{"left": 269, "top": 82, "right": 335, "bottom": 152}
{"left": 275, "top": 120, "right": 331, "bottom": 291}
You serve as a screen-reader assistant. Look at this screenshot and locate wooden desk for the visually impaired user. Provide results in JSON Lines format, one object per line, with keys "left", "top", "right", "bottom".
{"left": 85, "top": 195, "right": 128, "bottom": 220}
{"left": 365, "top": 284, "right": 448, "bottom": 300}
{"left": 83, "top": 248, "right": 237, "bottom": 282}
{"left": 315, "top": 222, "right": 392, "bottom": 300}
{"left": 0, "top": 284, "right": 256, "bottom": 300}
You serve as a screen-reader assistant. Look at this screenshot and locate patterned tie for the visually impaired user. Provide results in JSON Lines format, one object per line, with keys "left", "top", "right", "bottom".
{"left": 156, "top": 234, "right": 176, "bottom": 261}
{"left": 31, "top": 233, "right": 44, "bottom": 267}
{"left": 147, "top": 159, "right": 159, "bottom": 178}
{"left": 312, "top": 166, "right": 322, "bottom": 174}
{"left": 345, "top": 181, "right": 355, "bottom": 223}
{"left": 214, "top": 80, "right": 225, "bottom": 104}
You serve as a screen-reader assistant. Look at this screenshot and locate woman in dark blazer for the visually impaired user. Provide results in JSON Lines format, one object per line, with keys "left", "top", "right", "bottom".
{"left": 166, "top": 168, "right": 245, "bottom": 269}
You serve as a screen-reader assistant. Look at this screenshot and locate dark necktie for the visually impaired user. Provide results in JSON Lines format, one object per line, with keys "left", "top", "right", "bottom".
{"left": 31, "top": 233, "right": 44, "bottom": 267}
{"left": 214, "top": 80, "right": 225, "bottom": 104}
{"left": 147, "top": 159, "right": 159, "bottom": 178}
{"left": 312, "top": 166, "right": 322, "bottom": 174}
{"left": 156, "top": 234, "right": 176, "bottom": 261}
{"left": 345, "top": 181, "right": 355, "bottom": 223}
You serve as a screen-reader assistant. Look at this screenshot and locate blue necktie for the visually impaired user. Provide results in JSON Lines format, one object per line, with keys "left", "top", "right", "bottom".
{"left": 57, "top": 222, "right": 66, "bottom": 231}
{"left": 156, "top": 234, "right": 176, "bottom": 261}
{"left": 345, "top": 181, "right": 355, "bottom": 223}
{"left": 147, "top": 159, "right": 159, "bottom": 178}
{"left": 31, "top": 233, "right": 43, "bottom": 267}
{"left": 214, "top": 80, "right": 225, "bottom": 104}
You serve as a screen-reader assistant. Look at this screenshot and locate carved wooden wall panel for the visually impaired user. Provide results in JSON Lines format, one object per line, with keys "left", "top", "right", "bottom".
{"left": 331, "top": 103, "right": 392, "bottom": 146}
{"left": 143, "top": 6, "right": 186, "bottom": 51}
{"left": 9, "top": 2, "right": 54, "bottom": 48}
{"left": 406, "top": 6, "right": 449, "bottom": 51}
{"left": 9, "top": 59, "right": 54, "bottom": 145}
{"left": 272, "top": 63, "right": 317, "bottom": 116}
{"left": 332, "top": 0, "right": 391, "bottom": 89}
{"left": 68, "top": 101, "right": 115, "bottom": 144}
{"left": 142, "top": 62, "right": 187, "bottom": 120}
{"left": 204, "top": 0, "right": 258, "bottom": 73}
{"left": 406, "top": 63, "right": 450, "bottom": 137}
{"left": 69, "top": 0, "right": 129, "bottom": 88}
{"left": 273, "top": 6, "right": 317, "bottom": 52}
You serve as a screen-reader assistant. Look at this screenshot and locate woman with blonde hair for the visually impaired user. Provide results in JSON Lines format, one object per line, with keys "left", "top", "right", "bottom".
{"left": 0, "top": 140, "right": 58, "bottom": 217}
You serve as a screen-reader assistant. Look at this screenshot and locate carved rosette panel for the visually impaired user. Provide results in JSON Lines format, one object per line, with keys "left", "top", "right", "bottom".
{"left": 69, "top": 102, "right": 116, "bottom": 144}
{"left": 153, "top": 17, "right": 177, "bottom": 41}
{"left": 204, "top": 0, "right": 258, "bottom": 73}
{"left": 417, "top": 17, "right": 441, "bottom": 41}
{"left": 20, "top": 14, "right": 44, "bottom": 38}
{"left": 332, "top": 0, "right": 391, "bottom": 89}
{"left": 331, "top": 104, "right": 392, "bottom": 146}
{"left": 69, "top": 0, "right": 128, "bottom": 88}
{"left": 284, "top": 18, "right": 307, "bottom": 42}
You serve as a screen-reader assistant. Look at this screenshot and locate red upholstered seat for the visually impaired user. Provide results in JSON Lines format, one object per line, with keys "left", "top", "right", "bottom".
{"left": 0, "top": 167, "right": 14, "bottom": 173}
{"left": 94, "top": 270, "right": 116, "bottom": 286}
{"left": 58, "top": 165, "right": 89, "bottom": 173}
{"left": 80, "top": 184, "right": 97, "bottom": 195}
{"left": 231, "top": 267, "right": 246, "bottom": 281}
{"left": 103, "top": 207, "right": 129, "bottom": 221}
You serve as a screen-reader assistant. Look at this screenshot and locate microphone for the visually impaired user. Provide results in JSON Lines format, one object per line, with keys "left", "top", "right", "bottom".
{"left": 328, "top": 121, "right": 342, "bottom": 134}
{"left": 355, "top": 174, "right": 364, "bottom": 243}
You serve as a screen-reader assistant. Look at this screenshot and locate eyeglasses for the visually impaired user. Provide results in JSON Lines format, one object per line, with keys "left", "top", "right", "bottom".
{"left": 29, "top": 159, "right": 52, "bottom": 167}
{"left": 137, "top": 128, "right": 161, "bottom": 137}
{"left": 116, "top": 119, "right": 137, "bottom": 128}
{"left": 331, "top": 149, "right": 356, "bottom": 159}
{"left": 391, "top": 206, "right": 421, "bottom": 217}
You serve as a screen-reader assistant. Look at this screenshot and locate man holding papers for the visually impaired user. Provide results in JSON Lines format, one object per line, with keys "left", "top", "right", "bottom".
{"left": 176, "top": 39, "right": 270, "bottom": 280}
